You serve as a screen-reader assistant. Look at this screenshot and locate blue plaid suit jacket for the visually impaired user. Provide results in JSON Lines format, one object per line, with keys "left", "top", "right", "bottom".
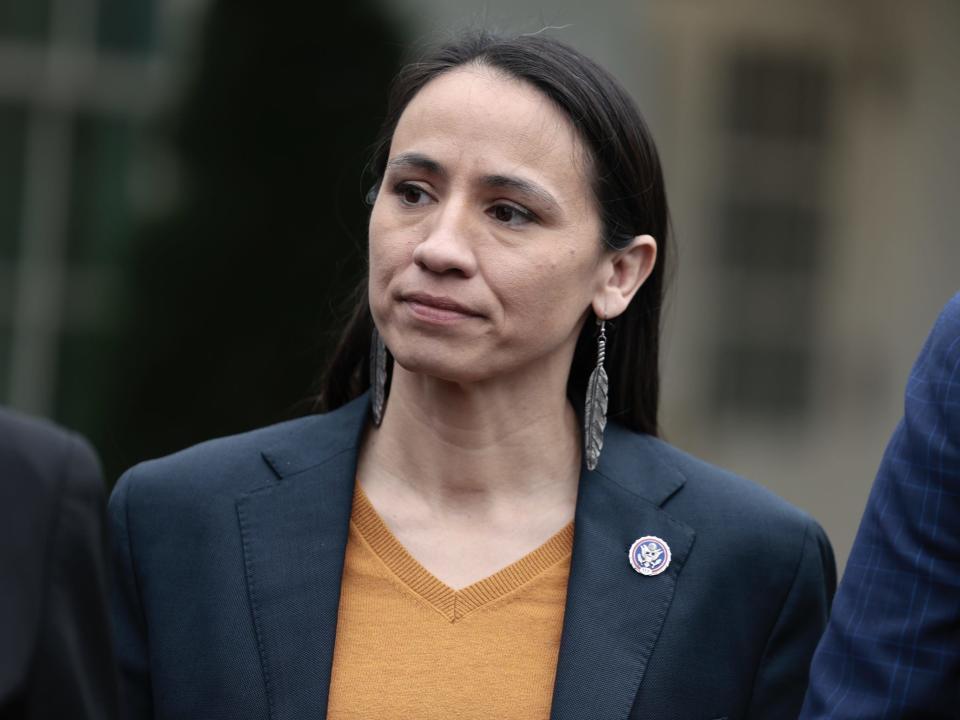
{"left": 801, "top": 293, "right": 960, "bottom": 718}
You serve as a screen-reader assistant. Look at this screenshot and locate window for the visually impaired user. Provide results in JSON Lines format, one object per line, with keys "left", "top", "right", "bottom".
{"left": 710, "top": 47, "right": 833, "bottom": 421}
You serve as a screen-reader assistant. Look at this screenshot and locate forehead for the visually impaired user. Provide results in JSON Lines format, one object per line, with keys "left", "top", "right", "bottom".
{"left": 389, "top": 66, "right": 591, "bottom": 190}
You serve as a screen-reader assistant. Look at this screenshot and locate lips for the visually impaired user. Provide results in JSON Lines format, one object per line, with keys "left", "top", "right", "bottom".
{"left": 401, "top": 292, "right": 484, "bottom": 323}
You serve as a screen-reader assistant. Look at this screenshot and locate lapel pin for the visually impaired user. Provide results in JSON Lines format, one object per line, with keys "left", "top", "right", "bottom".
{"left": 629, "top": 536, "right": 671, "bottom": 576}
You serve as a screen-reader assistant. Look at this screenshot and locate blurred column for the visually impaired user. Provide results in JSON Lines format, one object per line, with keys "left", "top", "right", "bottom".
{"left": 2, "top": 0, "right": 172, "bottom": 418}
{"left": 8, "top": 0, "right": 97, "bottom": 414}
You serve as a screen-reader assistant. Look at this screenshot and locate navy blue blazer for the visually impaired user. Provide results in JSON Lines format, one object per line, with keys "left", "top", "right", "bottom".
{"left": 801, "top": 293, "right": 960, "bottom": 719}
{"left": 110, "top": 394, "right": 835, "bottom": 719}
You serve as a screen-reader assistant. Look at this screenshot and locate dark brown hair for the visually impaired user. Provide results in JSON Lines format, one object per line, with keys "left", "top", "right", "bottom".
{"left": 318, "top": 31, "right": 671, "bottom": 435}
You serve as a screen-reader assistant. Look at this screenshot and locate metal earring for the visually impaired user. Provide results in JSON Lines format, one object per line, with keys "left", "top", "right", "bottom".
{"left": 370, "top": 326, "right": 389, "bottom": 426}
{"left": 584, "top": 318, "right": 609, "bottom": 471}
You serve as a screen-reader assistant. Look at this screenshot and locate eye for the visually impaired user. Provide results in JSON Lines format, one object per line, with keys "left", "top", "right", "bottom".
{"left": 488, "top": 203, "right": 536, "bottom": 227}
{"left": 394, "top": 182, "right": 432, "bottom": 207}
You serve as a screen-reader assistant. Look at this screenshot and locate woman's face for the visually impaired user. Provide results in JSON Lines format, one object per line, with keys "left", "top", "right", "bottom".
{"left": 368, "top": 66, "right": 611, "bottom": 386}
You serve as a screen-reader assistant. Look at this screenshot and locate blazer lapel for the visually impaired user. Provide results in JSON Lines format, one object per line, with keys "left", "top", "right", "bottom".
{"left": 235, "top": 395, "right": 369, "bottom": 720}
{"left": 550, "top": 424, "right": 696, "bottom": 720}
{"left": 234, "top": 395, "right": 693, "bottom": 720}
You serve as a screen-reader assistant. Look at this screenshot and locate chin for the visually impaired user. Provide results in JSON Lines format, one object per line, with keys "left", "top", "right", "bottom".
{"left": 389, "top": 345, "right": 493, "bottom": 385}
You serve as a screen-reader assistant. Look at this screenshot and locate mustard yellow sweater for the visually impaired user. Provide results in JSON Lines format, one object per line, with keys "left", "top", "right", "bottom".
{"left": 326, "top": 485, "right": 573, "bottom": 719}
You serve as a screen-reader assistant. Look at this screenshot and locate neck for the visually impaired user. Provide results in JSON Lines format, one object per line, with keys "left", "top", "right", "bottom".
{"left": 358, "top": 362, "right": 581, "bottom": 519}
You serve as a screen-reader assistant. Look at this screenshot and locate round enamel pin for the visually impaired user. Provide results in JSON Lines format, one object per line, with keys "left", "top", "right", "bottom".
{"left": 629, "top": 536, "right": 671, "bottom": 576}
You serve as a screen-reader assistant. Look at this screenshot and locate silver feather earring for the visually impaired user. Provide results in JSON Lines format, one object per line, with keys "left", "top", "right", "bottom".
{"left": 584, "top": 317, "right": 609, "bottom": 470}
{"left": 370, "top": 326, "right": 389, "bottom": 426}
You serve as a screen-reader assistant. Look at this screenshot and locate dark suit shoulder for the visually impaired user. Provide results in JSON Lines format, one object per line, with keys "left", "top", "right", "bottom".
{"left": 0, "top": 408, "right": 102, "bottom": 496}
{"left": 0, "top": 406, "right": 74, "bottom": 451}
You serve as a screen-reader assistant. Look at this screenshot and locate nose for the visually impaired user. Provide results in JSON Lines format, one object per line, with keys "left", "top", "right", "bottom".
{"left": 411, "top": 198, "right": 478, "bottom": 277}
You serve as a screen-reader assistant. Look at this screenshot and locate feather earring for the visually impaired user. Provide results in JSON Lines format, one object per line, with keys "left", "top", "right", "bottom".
{"left": 584, "top": 318, "right": 608, "bottom": 471}
{"left": 370, "top": 326, "right": 389, "bottom": 426}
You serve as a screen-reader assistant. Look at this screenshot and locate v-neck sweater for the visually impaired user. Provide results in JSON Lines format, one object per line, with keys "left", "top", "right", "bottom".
{"left": 326, "top": 485, "right": 574, "bottom": 720}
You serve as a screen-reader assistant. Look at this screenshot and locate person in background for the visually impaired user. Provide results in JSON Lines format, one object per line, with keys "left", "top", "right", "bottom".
{"left": 801, "top": 292, "right": 960, "bottom": 718}
{"left": 0, "top": 409, "right": 117, "bottom": 720}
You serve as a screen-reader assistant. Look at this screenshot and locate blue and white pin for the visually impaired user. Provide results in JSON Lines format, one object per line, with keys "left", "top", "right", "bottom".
{"left": 629, "top": 536, "right": 671, "bottom": 576}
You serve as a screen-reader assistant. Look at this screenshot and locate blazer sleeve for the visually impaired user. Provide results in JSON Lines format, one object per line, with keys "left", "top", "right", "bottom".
{"left": 109, "top": 468, "right": 154, "bottom": 719}
{"left": 22, "top": 432, "right": 119, "bottom": 720}
{"left": 801, "top": 293, "right": 960, "bottom": 718}
{"left": 747, "top": 520, "right": 836, "bottom": 719}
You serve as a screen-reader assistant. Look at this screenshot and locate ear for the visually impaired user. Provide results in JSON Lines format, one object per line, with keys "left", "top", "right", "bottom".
{"left": 592, "top": 234, "right": 658, "bottom": 319}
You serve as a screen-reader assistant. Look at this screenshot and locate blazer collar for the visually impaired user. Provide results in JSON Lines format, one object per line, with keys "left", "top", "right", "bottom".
{"left": 258, "top": 394, "right": 369, "bottom": 481}
{"left": 238, "top": 395, "right": 694, "bottom": 720}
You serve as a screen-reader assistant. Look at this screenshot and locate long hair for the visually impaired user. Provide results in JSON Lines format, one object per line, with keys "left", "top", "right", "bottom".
{"left": 318, "top": 31, "right": 671, "bottom": 436}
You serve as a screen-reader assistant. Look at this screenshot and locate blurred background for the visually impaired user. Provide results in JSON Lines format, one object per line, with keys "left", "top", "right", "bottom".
{"left": 1, "top": 0, "right": 957, "bottom": 573}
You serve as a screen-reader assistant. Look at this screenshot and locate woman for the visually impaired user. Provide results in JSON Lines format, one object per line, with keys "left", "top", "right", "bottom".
{"left": 110, "top": 32, "right": 835, "bottom": 720}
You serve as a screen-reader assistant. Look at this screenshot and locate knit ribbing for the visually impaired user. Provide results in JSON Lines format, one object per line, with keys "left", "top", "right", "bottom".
{"left": 351, "top": 483, "right": 574, "bottom": 622}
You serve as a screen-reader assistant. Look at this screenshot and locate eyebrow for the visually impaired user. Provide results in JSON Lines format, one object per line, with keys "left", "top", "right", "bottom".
{"left": 386, "top": 152, "right": 562, "bottom": 216}
{"left": 479, "top": 174, "right": 561, "bottom": 216}
{"left": 386, "top": 152, "right": 445, "bottom": 176}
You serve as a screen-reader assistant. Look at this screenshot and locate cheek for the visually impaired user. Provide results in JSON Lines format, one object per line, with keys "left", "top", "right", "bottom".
{"left": 367, "top": 215, "right": 404, "bottom": 330}
{"left": 368, "top": 209, "right": 411, "bottom": 292}
{"left": 494, "top": 249, "right": 597, "bottom": 335}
